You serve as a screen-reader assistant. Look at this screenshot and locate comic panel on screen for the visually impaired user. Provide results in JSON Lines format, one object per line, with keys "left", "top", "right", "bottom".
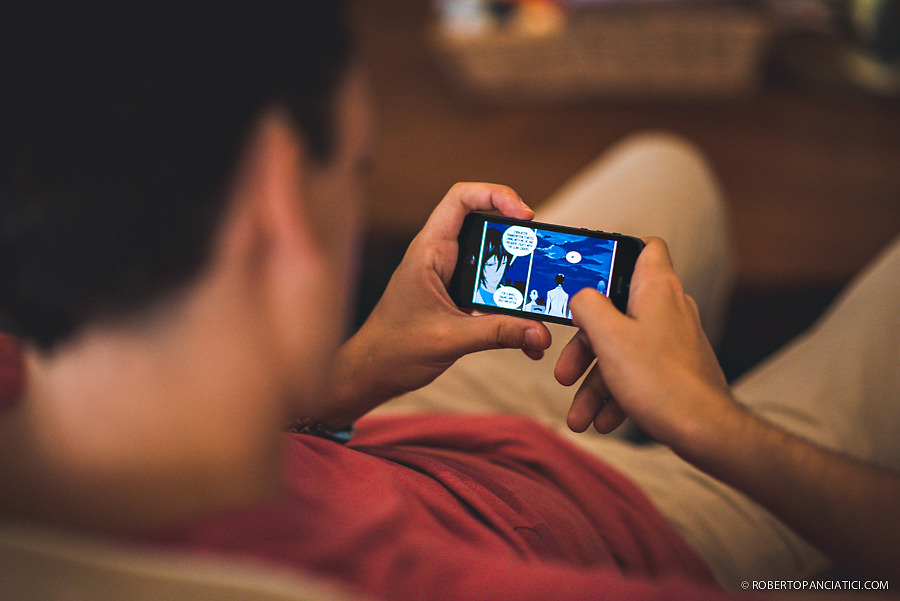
{"left": 472, "top": 223, "right": 617, "bottom": 318}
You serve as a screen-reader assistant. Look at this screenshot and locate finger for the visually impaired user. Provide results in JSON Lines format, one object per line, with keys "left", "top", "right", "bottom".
{"left": 566, "top": 363, "right": 611, "bottom": 433}
{"left": 554, "top": 329, "right": 595, "bottom": 386}
{"left": 568, "top": 288, "right": 629, "bottom": 356}
{"left": 420, "top": 182, "right": 533, "bottom": 244}
{"left": 592, "top": 399, "right": 627, "bottom": 434}
{"left": 456, "top": 313, "right": 552, "bottom": 356}
{"left": 637, "top": 237, "right": 675, "bottom": 272}
{"left": 685, "top": 293, "right": 702, "bottom": 322}
{"left": 521, "top": 346, "right": 545, "bottom": 361}
{"left": 628, "top": 237, "right": 686, "bottom": 318}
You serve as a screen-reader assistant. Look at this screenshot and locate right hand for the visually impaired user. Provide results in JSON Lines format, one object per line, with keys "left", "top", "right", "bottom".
{"left": 554, "top": 238, "right": 736, "bottom": 451}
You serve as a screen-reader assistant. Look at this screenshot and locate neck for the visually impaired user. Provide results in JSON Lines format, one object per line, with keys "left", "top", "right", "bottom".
{"left": 0, "top": 292, "right": 286, "bottom": 535}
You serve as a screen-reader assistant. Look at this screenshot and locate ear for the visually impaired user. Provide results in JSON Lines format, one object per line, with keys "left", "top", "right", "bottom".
{"left": 221, "top": 109, "right": 321, "bottom": 270}
{"left": 214, "top": 109, "right": 328, "bottom": 354}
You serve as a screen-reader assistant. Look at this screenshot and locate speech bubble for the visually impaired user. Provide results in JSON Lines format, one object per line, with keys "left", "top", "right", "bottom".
{"left": 502, "top": 226, "right": 537, "bottom": 257}
{"left": 566, "top": 250, "right": 582, "bottom": 264}
{"left": 493, "top": 286, "right": 524, "bottom": 309}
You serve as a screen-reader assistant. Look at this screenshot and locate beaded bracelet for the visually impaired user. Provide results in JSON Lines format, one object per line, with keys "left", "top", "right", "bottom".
{"left": 287, "top": 416, "right": 355, "bottom": 444}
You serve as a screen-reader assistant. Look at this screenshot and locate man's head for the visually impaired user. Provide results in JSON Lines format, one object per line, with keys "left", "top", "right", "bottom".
{"left": 555, "top": 274, "right": 566, "bottom": 286}
{"left": 0, "top": 2, "right": 376, "bottom": 525}
{"left": 0, "top": 2, "right": 360, "bottom": 351}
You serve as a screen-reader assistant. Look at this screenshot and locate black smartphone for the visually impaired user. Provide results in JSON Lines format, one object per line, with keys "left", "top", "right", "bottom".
{"left": 449, "top": 213, "right": 644, "bottom": 326}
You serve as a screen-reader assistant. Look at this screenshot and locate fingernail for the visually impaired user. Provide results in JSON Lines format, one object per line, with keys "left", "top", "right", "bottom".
{"left": 524, "top": 329, "right": 540, "bottom": 349}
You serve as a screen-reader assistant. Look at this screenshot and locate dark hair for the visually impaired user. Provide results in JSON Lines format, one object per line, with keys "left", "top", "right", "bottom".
{"left": 0, "top": 2, "right": 351, "bottom": 350}
{"left": 479, "top": 227, "right": 513, "bottom": 288}
{"left": 555, "top": 274, "right": 565, "bottom": 285}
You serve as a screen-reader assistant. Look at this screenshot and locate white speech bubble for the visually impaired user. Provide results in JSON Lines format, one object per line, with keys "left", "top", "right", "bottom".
{"left": 566, "top": 250, "right": 582, "bottom": 264}
{"left": 502, "top": 226, "right": 537, "bottom": 257}
{"left": 493, "top": 286, "right": 524, "bottom": 309}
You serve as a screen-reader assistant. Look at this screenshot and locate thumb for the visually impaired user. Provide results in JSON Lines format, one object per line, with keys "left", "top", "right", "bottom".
{"left": 569, "top": 289, "right": 630, "bottom": 353}
{"left": 457, "top": 314, "right": 551, "bottom": 355}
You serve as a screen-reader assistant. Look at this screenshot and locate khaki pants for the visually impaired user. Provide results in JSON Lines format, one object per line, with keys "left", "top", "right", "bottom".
{"left": 374, "top": 132, "right": 900, "bottom": 587}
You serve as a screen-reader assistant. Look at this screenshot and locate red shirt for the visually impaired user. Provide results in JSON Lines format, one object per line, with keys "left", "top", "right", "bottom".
{"left": 0, "top": 333, "right": 23, "bottom": 411}
{"left": 147, "top": 413, "right": 744, "bottom": 601}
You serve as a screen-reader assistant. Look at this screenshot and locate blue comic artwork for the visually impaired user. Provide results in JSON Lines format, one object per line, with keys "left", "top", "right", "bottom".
{"left": 473, "top": 222, "right": 616, "bottom": 318}
{"left": 473, "top": 224, "right": 534, "bottom": 309}
{"left": 526, "top": 229, "right": 616, "bottom": 318}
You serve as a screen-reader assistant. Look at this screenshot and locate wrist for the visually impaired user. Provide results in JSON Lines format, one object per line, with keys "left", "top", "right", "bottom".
{"left": 318, "top": 323, "right": 387, "bottom": 426}
{"left": 668, "top": 386, "right": 752, "bottom": 466}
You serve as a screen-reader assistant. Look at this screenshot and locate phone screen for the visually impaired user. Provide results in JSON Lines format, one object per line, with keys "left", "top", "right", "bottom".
{"left": 469, "top": 220, "right": 619, "bottom": 319}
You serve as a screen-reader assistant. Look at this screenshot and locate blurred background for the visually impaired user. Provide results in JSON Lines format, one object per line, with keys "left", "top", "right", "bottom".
{"left": 351, "top": 0, "right": 900, "bottom": 379}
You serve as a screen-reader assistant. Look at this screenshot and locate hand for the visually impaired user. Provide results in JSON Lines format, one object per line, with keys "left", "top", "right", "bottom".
{"left": 554, "top": 238, "right": 736, "bottom": 451}
{"left": 559, "top": 239, "right": 900, "bottom": 579}
{"left": 321, "top": 183, "right": 551, "bottom": 426}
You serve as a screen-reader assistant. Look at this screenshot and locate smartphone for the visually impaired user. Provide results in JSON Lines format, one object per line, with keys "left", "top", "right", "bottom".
{"left": 449, "top": 213, "right": 644, "bottom": 326}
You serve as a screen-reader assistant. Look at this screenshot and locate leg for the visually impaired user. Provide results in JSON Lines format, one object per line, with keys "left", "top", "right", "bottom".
{"left": 537, "top": 131, "right": 735, "bottom": 342}
{"left": 733, "top": 235, "right": 900, "bottom": 471}
{"left": 375, "top": 132, "right": 736, "bottom": 428}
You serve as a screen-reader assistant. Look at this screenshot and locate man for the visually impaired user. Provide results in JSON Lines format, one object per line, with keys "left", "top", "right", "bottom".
{"left": 0, "top": 3, "right": 897, "bottom": 601}
{"left": 524, "top": 289, "right": 543, "bottom": 313}
{"left": 545, "top": 273, "right": 570, "bottom": 318}
{"left": 474, "top": 226, "right": 515, "bottom": 306}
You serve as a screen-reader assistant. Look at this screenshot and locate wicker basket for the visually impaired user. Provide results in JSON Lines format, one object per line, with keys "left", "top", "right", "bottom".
{"left": 429, "top": 2, "right": 773, "bottom": 102}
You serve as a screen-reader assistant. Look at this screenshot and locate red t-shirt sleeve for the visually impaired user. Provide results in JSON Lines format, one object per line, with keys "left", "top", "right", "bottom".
{"left": 0, "top": 333, "right": 24, "bottom": 410}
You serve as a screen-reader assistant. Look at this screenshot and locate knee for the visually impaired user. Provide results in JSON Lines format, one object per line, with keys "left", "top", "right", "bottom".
{"left": 608, "top": 130, "right": 718, "bottom": 192}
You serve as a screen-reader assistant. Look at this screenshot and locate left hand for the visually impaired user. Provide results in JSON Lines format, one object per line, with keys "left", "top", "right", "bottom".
{"left": 321, "top": 183, "right": 552, "bottom": 426}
